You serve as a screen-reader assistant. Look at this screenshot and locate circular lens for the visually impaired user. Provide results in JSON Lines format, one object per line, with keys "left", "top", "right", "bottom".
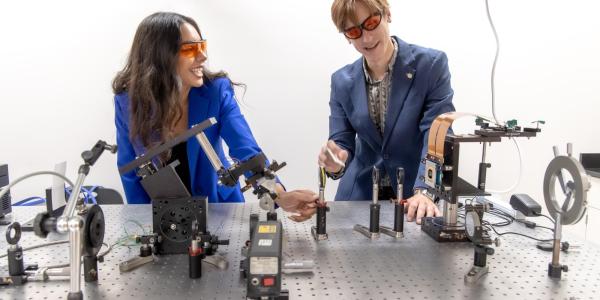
{"left": 180, "top": 44, "right": 197, "bottom": 58}
{"left": 364, "top": 15, "right": 382, "bottom": 31}
{"left": 344, "top": 27, "right": 362, "bottom": 39}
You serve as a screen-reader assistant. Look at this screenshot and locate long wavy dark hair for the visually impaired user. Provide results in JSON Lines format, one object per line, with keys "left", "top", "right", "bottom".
{"left": 112, "top": 12, "right": 235, "bottom": 150}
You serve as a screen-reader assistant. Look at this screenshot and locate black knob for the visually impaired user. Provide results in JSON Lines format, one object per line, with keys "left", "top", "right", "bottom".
{"left": 33, "top": 212, "right": 53, "bottom": 238}
{"left": 82, "top": 151, "right": 94, "bottom": 161}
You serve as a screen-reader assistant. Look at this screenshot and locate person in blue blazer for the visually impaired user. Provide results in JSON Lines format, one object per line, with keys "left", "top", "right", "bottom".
{"left": 113, "top": 12, "right": 317, "bottom": 222}
{"left": 318, "top": 0, "right": 455, "bottom": 224}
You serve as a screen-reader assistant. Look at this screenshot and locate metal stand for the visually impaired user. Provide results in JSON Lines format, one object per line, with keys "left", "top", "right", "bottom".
{"left": 543, "top": 144, "right": 590, "bottom": 279}
{"left": 354, "top": 167, "right": 381, "bottom": 239}
{"left": 463, "top": 201, "right": 499, "bottom": 284}
{"left": 312, "top": 167, "right": 329, "bottom": 241}
{"left": 381, "top": 168, "right": 406, "bottom": 238}
{"left": 464, "top": 244, "right": 494, "bottom": 284}
{"left": 311, "top": 205, "right": 329, "bottom": 241}
{"left": 2, "top": 222, "right": 30, "bottom": 285}
{"left": 31, "top": 141, "right": 116, "bottom": 299}
{"left": 421, "top": 117, "right": 539, "bottom": 243}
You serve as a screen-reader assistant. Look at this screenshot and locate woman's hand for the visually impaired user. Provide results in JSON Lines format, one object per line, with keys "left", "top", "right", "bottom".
{"left": 275, "top": 185, "right": 318, "bottom": 222}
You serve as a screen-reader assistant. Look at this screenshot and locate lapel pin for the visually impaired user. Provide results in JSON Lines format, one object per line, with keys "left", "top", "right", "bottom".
{"left": 406, "top": 72, "right": 413, "bottom": 79}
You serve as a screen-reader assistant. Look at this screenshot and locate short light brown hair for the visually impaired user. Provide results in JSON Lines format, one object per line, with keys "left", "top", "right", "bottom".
{"left": 331, "top": 0, "right": 390, "bottom": 32}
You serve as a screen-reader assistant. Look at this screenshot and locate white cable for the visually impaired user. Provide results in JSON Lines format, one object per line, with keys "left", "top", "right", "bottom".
{"left": 0, "top": 171, "right": 75, "bottom": 223}
{"left": 482, "top": 0, "right": 522, "bottom": 194}
{"left": 486, "top": 138, "right": 523, "bottom": 194}
{"left": 485, "top": 0, "right": 503, "bottom": 126}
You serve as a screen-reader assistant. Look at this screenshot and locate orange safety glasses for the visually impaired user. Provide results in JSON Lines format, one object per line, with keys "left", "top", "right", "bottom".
{"left": 343, "top": 12, "right": 382, "bottom": 39}
{"left": 179, "top": 40, "right": 208, "bottom": 58}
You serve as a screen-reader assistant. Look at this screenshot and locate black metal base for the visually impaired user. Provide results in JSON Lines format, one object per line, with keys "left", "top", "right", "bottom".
{"left": 247, "top": 289, "right": 289, "bottom": 300}
{"left": 548, "top": 262, "right": 567, "bottom": 279}
{"left": 67, "top": 291, "right": 83, "bottom": 300}
{"left": 421, "top": 217, "right": 469, "bottom": 242}
{"left": 83, "top": 255, "right": 99, "bottom": 282}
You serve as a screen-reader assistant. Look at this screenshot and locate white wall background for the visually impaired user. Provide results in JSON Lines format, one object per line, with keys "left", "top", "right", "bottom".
{"left": 1, "top": 1, "right": 599, "bottom": 239}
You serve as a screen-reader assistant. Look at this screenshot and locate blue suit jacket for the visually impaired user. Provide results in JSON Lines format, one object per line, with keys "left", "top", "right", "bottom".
{"left": 329, "top": 36, "right": 455, "bottom": 200}
{"left": 115, "top": 77, "right": 263, "bottom": 204}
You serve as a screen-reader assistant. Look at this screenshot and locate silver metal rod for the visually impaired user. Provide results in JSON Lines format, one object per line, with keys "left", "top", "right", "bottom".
{"left": 552, "top": 212, "right": 562, "bottom": 266}
{"left": 482, "top": 142, "right": 488, "bottom": 163}
{"left": 319, "top": 167, "right": 326, "bottom": 203}
{"left": 443, "top": 201, "right": 458, "bottom": 225}
{"left": 68, "top": 217, "right": 83, "bottom": 296}
{"left": 45, "top": 267, "right": 70, "bottom": 277}
{"left": 396, "top": 167, "right": 404, "bottom": 202}
{"left": 62, "top": 173, "right": 86, "bottom": 219}
{"left": 283, "top": 261, "right": 315, "bottom": 269}
{"left": 372, "top": 167, "right": 379, "bottom": 205}
{"left": 195, "top": 132, "right": 224, "bottom": 172}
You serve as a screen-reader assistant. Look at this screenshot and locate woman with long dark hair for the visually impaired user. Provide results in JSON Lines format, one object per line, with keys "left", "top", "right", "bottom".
{"left": 114, "top": 12, "right": 316, "bottom": 221}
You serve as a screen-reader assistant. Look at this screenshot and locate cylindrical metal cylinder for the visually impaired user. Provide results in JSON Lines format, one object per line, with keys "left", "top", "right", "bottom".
{"left": 67, "top": 291, "right": 83, "bottom": 300}
{"left": 63, "top": 174, "right": 87, "bottom": 221}
{"left": 189, "top": 254, "right": 202, "bottom": 279}
{"left": 83, "top": 255, "right": 98, "bottom": 282}
{"left": 7, "top": 246, "right": 25, "bottom": 276}
{"left": 394, "top": 202, "right": 404, "bottom": 233}
{"left": 189, "top": 242, "right": 203, "bottom": 279}
{"left": 140, "top": 244, "right": 152, "bottom": 257}
{"left": 443, "top": 201, "right": 458, "bottom": 225}
{"left": 195, "top": 132, "right": 224, "bottom": 171}
{"left": 68, "top": 217, "right": 83, "bottom": 296}
{"left": 478, "top": 162, "right": 488, "bottom": 191}
{"left": 474, "top": 246, "right": 487, "bottom": 267}
{"left": 316, "top": 206, "right": 327, "bottom": 234}
{"left": 372, "top": 167, "right": 379, "bottom": 205}
{"left": 552, "top": 212, "right": 562, "bottom": 266}
{"left": 370, "top": 203, "right": 380, "bottom": 233}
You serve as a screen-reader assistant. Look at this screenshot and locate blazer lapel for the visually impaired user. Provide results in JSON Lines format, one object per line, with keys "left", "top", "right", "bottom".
{"left": 382, "top": 36, "right": 416, "bottom": 149}
{"left": 351, "top": 58, "right": 383, "bottom": 150}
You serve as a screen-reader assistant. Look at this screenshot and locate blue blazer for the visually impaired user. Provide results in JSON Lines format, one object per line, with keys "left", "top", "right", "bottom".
{"left": 329, "top": 36, "right": 455, "bottom": 200}
{"left": 115, "top": 77, "right": 263, "bottom": 204}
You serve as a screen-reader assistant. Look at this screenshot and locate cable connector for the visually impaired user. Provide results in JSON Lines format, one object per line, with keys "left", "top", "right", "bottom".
{"left": 521, "top": 220, "right": 537, "bottom": 229}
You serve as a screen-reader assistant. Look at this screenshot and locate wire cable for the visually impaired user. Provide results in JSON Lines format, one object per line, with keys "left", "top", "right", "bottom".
{"left": 483, "top": 0, "right": 524, "bottom": 195}
{"left": 486, "top": 138, "right": 523, "bottom": 194}
{"left": 534, "top": 212, "right": 556, "bottom": 224}
{"left": 0, "top": 240, "right": 69, "bottom": 259}
{"left": 485, "top": 224, "right": 553, "bottom": 242}
{"left": 485, "top": 0, "right": 502, "bottom": 126}
{"left": 0, "top": 170, "right": 76, "bottom": 223}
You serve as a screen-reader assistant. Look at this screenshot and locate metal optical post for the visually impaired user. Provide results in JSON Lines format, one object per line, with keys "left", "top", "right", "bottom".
{"left": 312, "top": 167, "right": 329, "bottom": 241}
{"left": 543, "top": 143, "right": 590, "bottom": 279}
{"left": 33, "top": 140, "right": 116, "bottom": 300}
{"left": 381, "top": 167, "right": 405, "bottom": 238}
{"left": 354, "top": 167, "right": 381, "bottom": 239}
